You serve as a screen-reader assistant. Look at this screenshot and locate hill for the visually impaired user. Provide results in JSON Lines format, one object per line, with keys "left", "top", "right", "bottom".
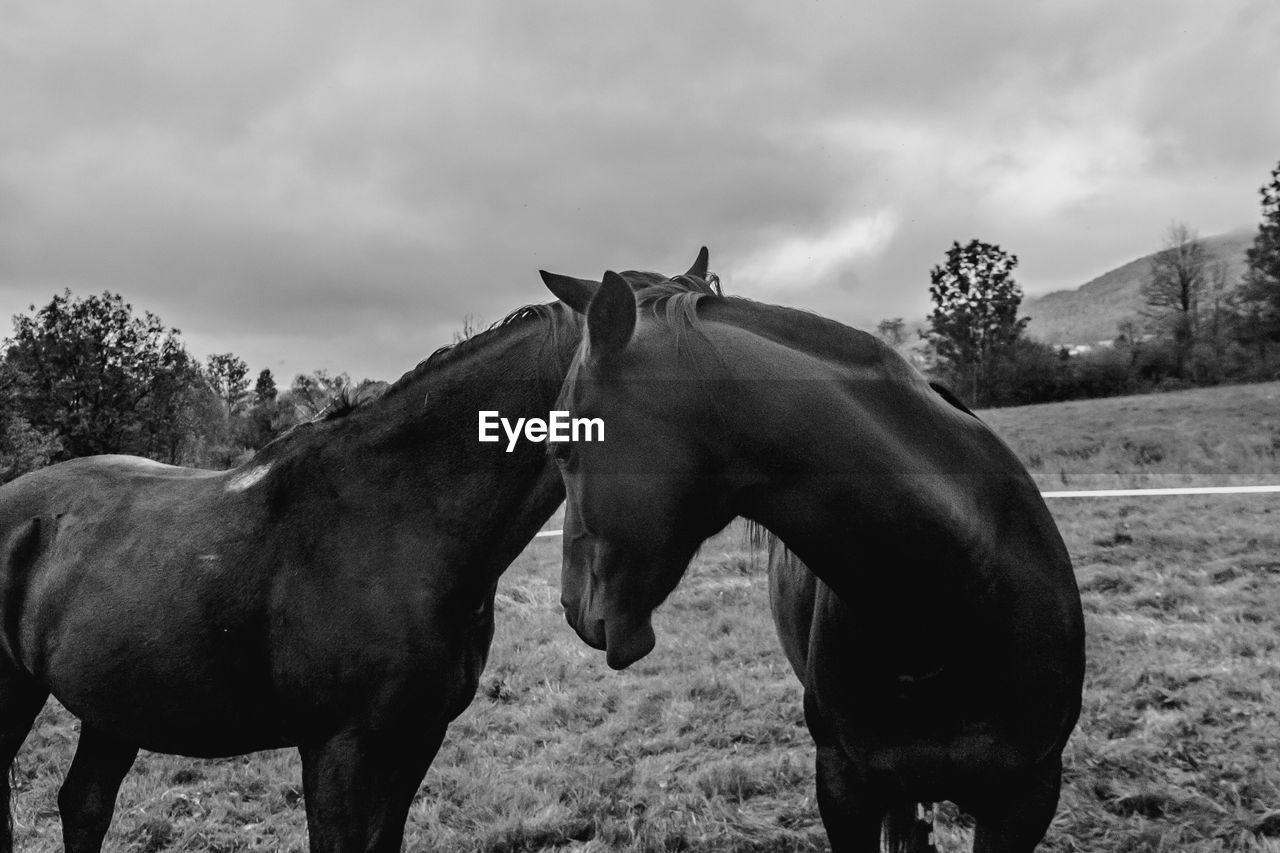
{"left": 1022, "top": 228, "right": 1256, "bottom": 347}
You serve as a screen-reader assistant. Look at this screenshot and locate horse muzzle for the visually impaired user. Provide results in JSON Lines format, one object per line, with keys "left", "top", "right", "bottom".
{"left": 563, "top": 601, "right": 608, "bottom": 651}
{"left": 602, "top": 612, "right": 656, "bottom": 670}
{"left": 561, "top": 592, "right": 656, "bottom": 669}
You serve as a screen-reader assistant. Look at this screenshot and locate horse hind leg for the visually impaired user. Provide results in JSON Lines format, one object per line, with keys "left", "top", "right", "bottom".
{"left": 971, "top": 753, "right": 1064, "bottom": 853}
{"left": 0, "top": 672, "right": 49, "bottom": 853}
{"left": 57, "top": 724, "right": 138, "bottom": 853}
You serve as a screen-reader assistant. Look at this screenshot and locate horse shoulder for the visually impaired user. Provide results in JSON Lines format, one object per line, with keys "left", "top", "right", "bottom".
{"left": 0, "top": 511, "right": 55, "bottom": 670}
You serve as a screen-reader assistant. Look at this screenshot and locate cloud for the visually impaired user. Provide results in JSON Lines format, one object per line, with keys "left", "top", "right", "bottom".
{"left": 736, "top": 211, "right": 899, "bottom": 296}
{"left": 1, "top": 1, "right": 1277, "bottom": 379}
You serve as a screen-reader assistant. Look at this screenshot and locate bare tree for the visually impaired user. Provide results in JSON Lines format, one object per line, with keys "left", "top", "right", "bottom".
{"left": 452, "top": 313, "right": 484, "bottom": 343}
{"left": 1204, "top": 259, "right": 1235, "bottom": 362}
{"left": 875, "top": 317, "right": 906, "bottom": 347}
{"left": 1141, "top": 222, "right": 1206, "bottom": 377}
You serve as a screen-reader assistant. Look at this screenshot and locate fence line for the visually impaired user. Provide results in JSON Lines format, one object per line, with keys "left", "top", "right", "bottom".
{"left": 529, "top": 484, "right": 1280, "bottom": 540}
{"left": 1041, "top": 484, "right": 1280, "bottom": 498}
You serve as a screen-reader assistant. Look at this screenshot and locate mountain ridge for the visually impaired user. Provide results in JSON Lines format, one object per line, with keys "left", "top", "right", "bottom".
{"left": 1021, "top": 228, "right": 1256, "bottom": 346}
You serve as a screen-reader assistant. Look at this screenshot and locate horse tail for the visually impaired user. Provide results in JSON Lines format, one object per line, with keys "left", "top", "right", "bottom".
{"left": 882, "top": 802, "right": 937, "bottom": 853}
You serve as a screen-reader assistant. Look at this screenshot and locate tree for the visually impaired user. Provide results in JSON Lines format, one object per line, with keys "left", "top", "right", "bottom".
{"left": 286, "top": 370, "right": 351, "bottom": 420}
{"left": 1141, "top": 222, "right": 1206, "bottom": 378}
{"left": 0, "top": 358, "right": 61, "bottom": 483}
{"left": 254, "top": 369, "right": 278, "bottom": 404}
{"left": 1200, "top": 260, "right": 1236, "bottom": 370}
{"left": 206, "top": 353, "right": 250, "bottom": 417}
{"left": 875, "top": 317, "right": 906, "bottom": 347}
{"left": 926, "top": 239, "right": 1029, "bottom": 406}
{"left": 138, "top": 353, "right": 217, "bottom": 464}
{"left": 452, "top": 314, "right": 483, "bottom": 344}
{"left": 1241, "top": 160, "right": 1280, "bottom": 348}
{"left": 3, "top": 290, "right": 216, "bottom": 462}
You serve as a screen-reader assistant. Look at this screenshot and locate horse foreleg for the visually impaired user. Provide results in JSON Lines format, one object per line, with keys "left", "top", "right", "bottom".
{"left": 805, "top": 693, "right": 883, "bottom": 852}
{"left": 971, "top": 753, "right": 1063, "bottom": 853}
{"left": 0, "top": 674, "right": 47, "bottom": 853}
{"left": 812, "top": 742, "right": 890, "bottom": 852}
{"left": 299, "top": 724, "right": 447, "bottom": 853}
{"left": 57, "top": 724, "right": 138, "bottom": 853}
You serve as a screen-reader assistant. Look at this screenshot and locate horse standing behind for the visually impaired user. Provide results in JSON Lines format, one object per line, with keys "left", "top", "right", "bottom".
{"left": 0, "top": 280, "right": 605, "bottom": 853}
{"left": 541, "top": 264, "right": 1085, "bottom": 852}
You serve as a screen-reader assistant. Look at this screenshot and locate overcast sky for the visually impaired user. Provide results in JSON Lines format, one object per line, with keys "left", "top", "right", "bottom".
{"left": 3, "top": 2, "right": 1277, "bottom": 382}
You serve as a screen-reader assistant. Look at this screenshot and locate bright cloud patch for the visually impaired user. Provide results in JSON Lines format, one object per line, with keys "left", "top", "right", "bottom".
{"left": 823, "top": 115, "right": 1151, "bottom": 221}
{"left": 975, "top": 124, "right": 1152, "bottom": 218}
{"left": 737, "top": 210, "right": 898, "bottom": 294}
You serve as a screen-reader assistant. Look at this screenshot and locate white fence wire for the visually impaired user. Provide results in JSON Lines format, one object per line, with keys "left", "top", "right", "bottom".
{"left": 530, "top": 484, "right": 1280, "bottom": 540}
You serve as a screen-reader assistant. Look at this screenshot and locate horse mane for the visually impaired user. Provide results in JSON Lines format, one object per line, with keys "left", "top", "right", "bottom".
{"left": 303, "top": 270, "right": 706, "bottom": 427}
{"left": 313, "top": 301, "right": 579, "bottom": 423}
{"left": 621, "top": 267, "right": 893, "bottom": 377}
{"left": 400, "top": 302, "right": 572, "bottom": 384}
{"left": 250, "top": 299, "right": 581, "bottom": 464}
{"left": 317, "top": 381, "right": 389, "bottom": 421}
{"left": 928, "top": 381, "right": 979, "bottom": 419}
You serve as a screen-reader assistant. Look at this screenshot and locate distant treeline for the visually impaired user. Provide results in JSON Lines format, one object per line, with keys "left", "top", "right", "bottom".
{"left": 963, "top": 330, "right": 1280, "bottom": 409}
{"left": 0, "top": 290, "right": 383, "bottom": 484}
{"left": 903, "top": 160, "right": 1280, "bottom": 408}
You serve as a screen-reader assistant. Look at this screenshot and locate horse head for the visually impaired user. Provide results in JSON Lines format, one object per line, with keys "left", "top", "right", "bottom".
{"left": 540, "top": 249, "right": 733, "bottom": 669}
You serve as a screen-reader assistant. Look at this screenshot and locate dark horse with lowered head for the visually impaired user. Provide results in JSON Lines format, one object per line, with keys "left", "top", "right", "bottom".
{"left": 539, "top": 265, "right": 1085, "bottom": 852}
{"left": 0, "top": 256, "right": 698, "bottom": 853}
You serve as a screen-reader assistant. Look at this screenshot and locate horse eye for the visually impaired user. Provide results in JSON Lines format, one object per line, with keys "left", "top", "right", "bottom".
{"left": 551, "top": 442, "right": 572, "bottom": 462}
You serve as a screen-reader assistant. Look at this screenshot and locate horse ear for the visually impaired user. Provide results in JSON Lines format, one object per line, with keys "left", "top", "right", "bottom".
{"left": 686, "top": 246, "right": 709, "bottom": 279}
{"left": 587, "top": 271, "right": 636, "bottom": 358}
{"left": 540, "top": 271, "right": 598, "bottom": 314}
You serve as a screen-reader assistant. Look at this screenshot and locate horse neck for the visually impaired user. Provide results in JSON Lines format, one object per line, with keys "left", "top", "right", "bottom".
{"left": 314, "top": 311, "right": 577, "bottom": 581}
{"left": 702, "top": 322, "right": 1027, "bottom": 595}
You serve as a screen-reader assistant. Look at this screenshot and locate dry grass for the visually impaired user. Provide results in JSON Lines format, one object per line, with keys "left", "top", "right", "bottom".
{"left": 10, "top": 381, "right": 1280, "bottom": 851}
{"left": 981, "top": 381, "right": 1280, "bottom": 491}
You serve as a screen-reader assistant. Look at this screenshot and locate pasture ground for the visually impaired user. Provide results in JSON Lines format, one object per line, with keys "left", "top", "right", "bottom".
{"left": 10, "top": 381, "right": 1280, "bottom": 851}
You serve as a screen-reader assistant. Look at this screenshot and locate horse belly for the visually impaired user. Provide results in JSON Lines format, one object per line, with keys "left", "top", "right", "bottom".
{"left": 41, "top": 618, "right": 285, "bottom": 756}
{"left": 23, "top": 555, "right": 284, "bottom": 755}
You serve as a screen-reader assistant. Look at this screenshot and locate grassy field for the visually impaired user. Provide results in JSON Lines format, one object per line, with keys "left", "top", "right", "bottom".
{"left": 10, "top": 381, "right": 1280, "bottom": 851}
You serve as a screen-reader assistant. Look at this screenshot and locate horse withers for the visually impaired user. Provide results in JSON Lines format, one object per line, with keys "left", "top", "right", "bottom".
{"left": 540, "top": 263, "right": 1085, "bottom": 852}
{"left": 0, "top": 283, "right": 596, "bottom": 853}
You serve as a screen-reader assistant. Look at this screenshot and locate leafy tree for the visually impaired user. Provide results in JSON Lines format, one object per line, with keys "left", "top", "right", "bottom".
{"left": 146, "top": 358, "right": 221, "bottom": 464}
{"left": 1241, "top": 160, "right": 1280, "bottom": 348}
{"left": 0, "top": 359, "right": 61, "bottom": 483}
{"left": 254, "top": 368, "right": 278, "bottom": 404}
{"left": 3, "top": 291, "right": 214, "bottom": 462}
{"left": 1141, "top": 222, "right": 1206, "bottom": 378}
{"left": 206, "top": 353, "right": 250, "bottom": 416}
{"left": 236, "top": 369, "right": 292, "bottom": 450}
{"left": 926, "top": 239, "right": 1029, "bottom": 406}
{"left": 286, "top": 370, "right": 351, "bottom": 420}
